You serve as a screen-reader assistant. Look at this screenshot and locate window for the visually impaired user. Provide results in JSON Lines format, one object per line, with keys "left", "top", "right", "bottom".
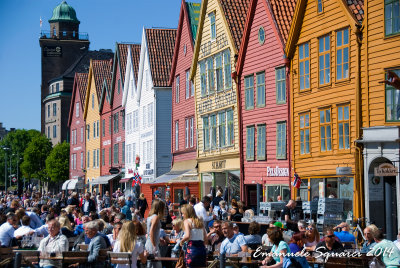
{"left": 87, "top": 124, "right": 90, "bottom": 140}
{"left": 47, "top": 126, "right": 50, "bottom": 138}
{"left": 185, "top": 119, "right": 189, "bottom": 148}
{"left": 109, "top": 148, "right": 112, "bottom": 165}
{"left": 93, "top": 149, "right": 96, "bottom": 168}
{"left": 299, "top": 43, "right": 310, "bottom": 90}
{"left": 114, "top": 113, "right": 119, "bottom": 133}
{"left": 132, "top": 143, "right": 136, "bottom": 163}
{"left": 175, "top": 121, "right": 179, "bottom": 151}
{"left": 102, "top": 149, "right": 105, "bottom": 166}
{"left": 96, "top": 120, "right": 99, "bottom": 138}
{"left": 336, "top": 28, "right": 350, "bottom": 80}
{"left": 276, "top": 67, "right": 286, "bottom": 104}
{"left": 216, "top": 54, "right": 223, "bottom": 91}
{"left": 87, "top": 151, "right": 90, "bottom": 169}
{"left": 210, "top": 114, "right": 217, "bottom": 149}
{"left": 257, "top": 125, "right": 266, "bottom": 160}
{"left": 96, "top": 149, "right": 99, "bottom": 168}
{"left": 227, "top": 110, "right": 234, "bottom": 146}
{"left": 126, "top": 144, "right": 131, "bottom": 164}
{"left": 385, "top": 0, "right": 400, "bottom": 36}
{"left": 207, "top": 58, "right": 215, "bottom": 94}
{"left": 319, "top": 108, "right": 332, "bottom": 152}
{"left": 246, "top": 126, "right": 255, "bottom": 160}
{"left": 338, "top": 105, "right": 350, "bottom": 149}
{"left": 74, "top": 130, "right": 77, "bottom": 145}
{"left": 56, "top": 83, "right": 59, "bottom": 92}
{"left": 71, "top": 130, "right": 74, "bottom": 145}
{"left": 203, "top": 117, "right": 210, "bottom": 150}
{"left": 386, "top": 70, "right": 400, "bottom": 121}
{"left": 258, "top": 27, "right": 265, "bottom": 44}
{"left": 122, "top": 142, "right": 125, "bottom": 164}
{"left": 176, "top": 75, "right": 180, "bottom": 103}
{"left": 148, "top": 140, "right": 153, "bottom": 162}
{"left": 71, "top": 155, "right": 74, "bottom": 170}
{"left": 47, "top": 105, "right": 50, "bottom": 118}
{"left": 319, "top": 35, "right": 330, "bottom": 85}
{"left": 118, "top": 79, "right": 121, "bottom": 94}
{"left": 80, "top": 152, "right": 83, "bottom": 169}
{"left": 114, "top": 144, "right": 119, "bottom": 164}
{"left": 317, "top": 0, "right": 323, "bottom": 13}
{"left": 143, "top": 142, "right": 146, "bottom": 163}
{"left": 122, "top": 111, "right": 125, "bottom": 130}
{"left": 102, "top": 119, "right": 105, "bottom": 137}
{"left": 109, "top": 116, "right": 112, "bottom": 135}
{"left": 92, "top": 94, "right": 94, "bottom": 109}
{"left": 76, "top": 102, "right": 79, "bottom": 117}
{"left": 256, "top": 72, "right": 265, "bottom": 107}
{"left": 300, "top": 113, "right": 310, "bottom": 154}
{"left": 53, "top": 103, "right": 56, "bottom": 116}
{"left": 133, "top": 110, "right": 139, "bottom": 131}
{"left": 224, "top": 50, "right": 232, "bottom": 89}
{"left": 53, "top": 125, "right": 57, "bottom": 138}
{"left": 190, "top": 117, "right": 194, "bottom": 147}
{"left": 81, "top": 127, "right": 83, "bottom": 142}
{"left": 245, "top": 75, "right": 254, "bottom": 109}
{"left": 148, "top": 103, "right": 153, "bottom": 127}
{"left": 191, "top": 80, "right": 195, "bottom": 97}
{"left": 186, "top": 70, "right": 190, "bottom": 99}
{"left": 266, "top": 185, "right": 290, "bottom": 201}
{"left": 218, "top": 112, "right": 226, "bottom": 147}
{"left": 209, "top": 12, "right": 216, "bottom": 40}
{"left": 200, "top": 62, "right": 207, "bottom": 96}
{"left": 277, "top": 122, "right": 287, "bottom": 159}
{"left": 93, "top": 122, "right": 96, "bottom": 138}
{"left": 143, "top": 106, "right": 147, "bottom": 128}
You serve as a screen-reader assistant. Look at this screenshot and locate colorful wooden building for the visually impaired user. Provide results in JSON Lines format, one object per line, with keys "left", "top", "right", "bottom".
{"left": 359, "top": 0, "right": 400, "bottom": 239}
{"left": 236, "top": 0, "right": 296, "bottom": 206}
{"left": 285, "top": 0, "right": 364, "bottom": 218}
{"left": 190, "top": 0, "right": 250, "bottom": 199}
{"left": 84, "top": 59, "right": 113, "bottom": 193}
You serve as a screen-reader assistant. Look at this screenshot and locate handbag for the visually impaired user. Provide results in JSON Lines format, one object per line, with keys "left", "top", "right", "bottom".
{"left": 176, "top": 249, "right": 186, "bottom": 268}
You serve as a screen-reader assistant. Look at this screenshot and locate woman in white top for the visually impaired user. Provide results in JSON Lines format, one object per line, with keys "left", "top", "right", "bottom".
{"left": 180, "top": 204, "right": 207, "bottom": 268}
{"left": 113, "top": 221, "right": 147, "bottom": 268}
{"left": 305, "top": 223, "right": 320, "bottom": 251}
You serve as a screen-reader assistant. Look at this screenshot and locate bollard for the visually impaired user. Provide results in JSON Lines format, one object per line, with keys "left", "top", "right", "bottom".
{"left": 14, "top": 252, "right": 21, "bottom": 268}
{"left": 219, "top": 252, "right": 225, "bottom": 268}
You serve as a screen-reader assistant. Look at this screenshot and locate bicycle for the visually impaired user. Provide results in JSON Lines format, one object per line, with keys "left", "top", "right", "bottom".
{"left": 350, "top": 217, "right": 369, "bottom": 246}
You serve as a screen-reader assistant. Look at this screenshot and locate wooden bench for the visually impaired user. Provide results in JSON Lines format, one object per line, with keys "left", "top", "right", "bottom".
{"left": 62, "top": 251, "right": 89, "bottom": 267}
{"left": 14, "top": 250, "right": 40, "bottom": 267}
{"left": 108, "top": 252, "right": 133, "bottom": 265}
{"left": 0, "top": 247, "right": 14, "bottom": 267}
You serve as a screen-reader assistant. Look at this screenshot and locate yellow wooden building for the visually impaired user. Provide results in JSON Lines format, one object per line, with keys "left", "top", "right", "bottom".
{"left": 84, "top": 59, "right": 112, "bottom": 192}
{"left": 285, "top": 0, "right": 364, "bottom": 219}
{"left": 358, "top": 0, "right": 400, "bottom": 240}
{"left": 190, "top": 0, "right": 250, "bottom": 198}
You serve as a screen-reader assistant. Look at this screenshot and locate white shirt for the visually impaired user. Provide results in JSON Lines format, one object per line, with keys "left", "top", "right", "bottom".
{"left": 0, "top": 222, "right": 15, "bottom": 247}
{"left": 113, "top": 240, "right": 144, "bottom": 268}
{"left": 34, "top": 224, "right": 49, "bottom": 237}
{"left": 194, "top": 202, "right": 213, "bottom": 222}
{"left": 14, "top": 225, "right": 34, "bottom": 237}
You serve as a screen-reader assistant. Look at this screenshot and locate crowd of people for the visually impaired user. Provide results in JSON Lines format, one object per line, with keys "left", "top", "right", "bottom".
{"left": 1, "top": 189, "right": 400, "bottom": 268}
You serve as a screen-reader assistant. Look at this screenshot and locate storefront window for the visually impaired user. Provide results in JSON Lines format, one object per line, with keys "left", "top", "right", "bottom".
{"left": 202, "top": 173, "right": 213, "bottom": 197}
{"left": 326, "top": 178, "right": 338, "bottom": 198}
{"left": 174, "top": 189, "right": 184, "bottom": 204}
{"left": 299, "top": 179, "right": 309, "bottom": 201}
{"left": 310, "top": 178, "right": 323, "bottom": 200}
{"left": 266, "top": 185, "right": 289, "bottom": 201}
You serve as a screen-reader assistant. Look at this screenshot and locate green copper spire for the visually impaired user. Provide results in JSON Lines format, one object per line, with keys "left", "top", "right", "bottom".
{"left": 49, "top": 1, "right": 80, "bottom": 24}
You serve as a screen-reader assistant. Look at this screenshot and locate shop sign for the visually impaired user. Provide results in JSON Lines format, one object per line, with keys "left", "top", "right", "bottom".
{"left": 212, "top": 160, "right": 226, "bottom": 170}
{"left": 128, "top": 168, "right": 134, "bottom": 174}
{"left": 43, "top": 46, "right": 62, "bottom": 57}
{"left": 266, "top": 166, "right": 289, "bottom": 177}
{"left": 109, "top": 167, "right": 120, "bottom": 174}
{"left": 374, "top": 163, "right": 398, "bottom": 177}
{"left": 198, "top": 90, "right": 237, "bottom": 114}
{"left": 200, "top": 33, "right": 228, "bottom": 58}
{"left": 336, "top": 167, "right": 352, "bottom": 176}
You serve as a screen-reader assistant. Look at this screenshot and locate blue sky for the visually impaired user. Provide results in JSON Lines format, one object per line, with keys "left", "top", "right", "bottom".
{"left": 0, "top": 0, "right": 184, "bottom": 131}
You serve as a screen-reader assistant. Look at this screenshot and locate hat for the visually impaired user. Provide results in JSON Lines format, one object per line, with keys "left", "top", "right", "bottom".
{"left": 273, "top": 222, "right": 286, "bottom": 229}
{"left": 154, "top": 190, "right": 160, "bottom": 196}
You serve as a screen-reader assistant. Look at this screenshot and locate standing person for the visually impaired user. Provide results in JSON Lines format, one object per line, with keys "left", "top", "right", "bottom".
{"left": 96, "top": 194, "right": 103, "bottom": 213}
{"left": 194, "top": 196, "right": 215, "bottom": 227}
{"left": 107, "top": 221, "right": 122, "bottom": 248}
{"left": 211, "top": 191, "right": 223, "bottom": 209}
{"left": 118, "top": 197, "right": 132, "bottom": 220}
{"left": 180, "top": 195, "right": 190, "bottom": 206}
{"left": 180, "top": 204, "right": 207, "bottom": 268}
{"left": 82, "top": 193, "right": 96, "bottom": 215}
{"left": 103, "top": 191, "right": 111, "bottom": 208}
{"left": 113, "top": 221, "right": 147, "bottom": 268}
{"left": 67, "top": 192, "right": 80, "bottom": 207}
{"left": 145, "top": 199, "right": 165, "bottom": 268}
{"left": 280, "top": 200, "right": 298, "bottom": 232}
{"left": 137, "top": 193, "right": 148, "bottom": 218}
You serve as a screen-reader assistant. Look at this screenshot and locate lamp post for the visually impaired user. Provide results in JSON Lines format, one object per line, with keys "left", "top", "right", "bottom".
{"left": 1, "top": 147, "right": 10, "bottom": 192}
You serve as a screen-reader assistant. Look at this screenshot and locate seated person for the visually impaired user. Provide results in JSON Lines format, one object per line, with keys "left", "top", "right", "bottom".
{"left": 59, "top": 216, "right": 75, "bottom": 238}
{"left": 333, "top": 222, "right": 356, "bottom": 245}
{"left": 107, "top": 222, "right": 122, "bottom": 248}
{"left": 315, "top": 227, "right": 344, "bottom": 253}
{"left": 207, "top": 220, "right": 225, "bottom": 252}
{"left": 361, "top": 224, "right": 378, "bottom": 253}
{"left": 232, "top": 223, "right": 244, "bottom": 236}
{"left": 220, "top": 221, "right": 248, "bottom": 255}
{"left": 261, "top": 227, "right": 291, "bottom": 268}
{"left": 371, "top": 228, "right": 400, "bottom": 267}
{"left": 288, "top": 232, "right": 307, "bottom": 254}
{"left": 244, "top": 221, "right": 262, "bottom": 248}
{"left": 261, "top": 221, "right": 276, "bottom": 247}
{"left": 304, "top": 223, "right": 320, "bottom": 251}
{"left": 394, "top": 228, "right": 400, "bottom": 251}
{"left": 14, "top": 215, "right": 34, "bottom": 238}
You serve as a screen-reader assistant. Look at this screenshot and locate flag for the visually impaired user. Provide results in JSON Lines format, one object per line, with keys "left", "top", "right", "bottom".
{"left": 132, "top": 172, "right": 142, "bottom": 186}
{"left": 292, "top": 173, "right": 301, "bottom": 189}
{"left": 40, "top": 17, "right": 43, "bottom": 28}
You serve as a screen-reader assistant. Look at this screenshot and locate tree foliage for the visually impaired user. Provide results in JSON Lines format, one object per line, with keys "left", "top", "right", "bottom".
{"left": 20, "top": 134, "right": 52, "bottom": 181}
{"left": 46, "top": 141, "right": 70, "bottom": 182}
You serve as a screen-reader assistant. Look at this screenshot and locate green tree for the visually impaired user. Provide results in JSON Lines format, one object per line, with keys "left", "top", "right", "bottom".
{"left": 20, "top": 134, "right": 52, "bottom": 182}
{"left": 46, "top": 141, "right": 70, "bottom": 182}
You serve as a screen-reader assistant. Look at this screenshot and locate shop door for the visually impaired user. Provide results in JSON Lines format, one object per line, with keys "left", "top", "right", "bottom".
{"left": 384, "top": 176, "right": 397, "bottom": 240}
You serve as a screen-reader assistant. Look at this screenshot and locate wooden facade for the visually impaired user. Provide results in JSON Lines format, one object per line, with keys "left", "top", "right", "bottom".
{"left": 285, "top": 0, "right": 363, "bottom": 217}
{"left": 236, "top": 0, "right": 296, "bottom": 205}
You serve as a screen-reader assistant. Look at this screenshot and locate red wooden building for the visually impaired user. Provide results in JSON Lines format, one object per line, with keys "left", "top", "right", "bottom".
{"left": 236, "top": 0, "right": 296, "bottom": 205}
{"left": 67, "top": 73, "right": 88, "bottom": 190}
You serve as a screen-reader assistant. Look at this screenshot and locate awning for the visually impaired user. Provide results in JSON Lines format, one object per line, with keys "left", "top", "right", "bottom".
{"left": 61, "top": 180, "right": 71, "bottom": 190}
{"left": 170, "top": 159, "right": 197, "bottom": 171}
{"left": 146, "top": 168, "right": 199, "bottom": 184}
{"left": 91, "top": 174, "right": 120, "bottom": 185}
{"left": 66, "top": 178, "right": 84, "bottom": 190}
{"left": 120, "top": 177, "right": 131, "bottom": 183}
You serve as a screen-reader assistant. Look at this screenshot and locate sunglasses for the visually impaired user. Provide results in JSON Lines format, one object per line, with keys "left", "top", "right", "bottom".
{"left": 326, "top": 235, "right": 335, "bottom": 238}
{"left": 306, "top": 227, "right": 313, "bottom": 231}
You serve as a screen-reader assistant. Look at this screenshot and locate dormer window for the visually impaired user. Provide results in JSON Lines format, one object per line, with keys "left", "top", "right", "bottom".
{"left": 209, "top": 12, "right": 216, "bottom": 40}
{"left": 317, "top": 0, "right": 323, "bottom": 13}
{"left": 56, "top": 83, "right": 60, "bottom": 92}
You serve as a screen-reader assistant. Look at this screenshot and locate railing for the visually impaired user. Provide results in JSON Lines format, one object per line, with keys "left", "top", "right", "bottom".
{"left": 40, "top": 30, "right": 89, "bottom": 40}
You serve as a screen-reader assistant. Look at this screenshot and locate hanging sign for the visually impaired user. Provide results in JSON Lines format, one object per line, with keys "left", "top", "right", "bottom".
{"left": 374, "top": 163, "right": 398, "bottom": 177}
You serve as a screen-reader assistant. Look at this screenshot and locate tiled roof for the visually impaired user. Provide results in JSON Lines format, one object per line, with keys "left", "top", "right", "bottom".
{"left": 92, "top": 59, "right": 113, "bottom": 102}
{"left": 117, "top": 43, "right": 139, "bottom": 83}
{"left": 130, "top": 44, "right": 141, "bottom": 84}
{"left": 269, "top": 0, "right": 297, "bottom": 44}
{"left": 145, "top": 28, "right": 177, "bottom": 87}
{"left": 219, "top": 0, "right": 251, "bottom": 51}
{"left": 346, "top": 0, "right": 364, "bottom": 23}
{"left": 76, "top": 73, "right": 88, "bottom": 108}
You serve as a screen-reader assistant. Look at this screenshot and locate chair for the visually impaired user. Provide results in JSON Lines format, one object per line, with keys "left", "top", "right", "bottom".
{"left": 96, "top": 249, "right": 109, "bottom": 263}
{"left": 14, "top": 250, "right": 40, "bottom": 267}
{"left": 78, "top": 243, "right": 89, "bottom": 251}
{"left": 62, "top": 251, "right": 89, "bottom": 267}
{"left": 108, "top": 252, "right": 132, "bottom": 266}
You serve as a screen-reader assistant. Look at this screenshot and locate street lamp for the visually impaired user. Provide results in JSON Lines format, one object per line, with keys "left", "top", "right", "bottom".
{"left": 1, "top": 146, "right": 10, "bottom": 192}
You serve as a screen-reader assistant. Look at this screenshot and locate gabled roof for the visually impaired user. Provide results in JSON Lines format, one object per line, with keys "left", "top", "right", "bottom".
{"left": 121, "top": 44, "right": 142, "bottom": 108}
{"left": 169, "top": 0, "right": 201, "bottom": 85}
{"left": 236, "top": 0, "right": 296, "bottom": 74}
{"left": 68, "top": 72, "right": 88, "bottom": 127}
{"left": 285, "top": 0, "right": 363, "bottom": 59}
{"left": 145, "top": 28, "right": 177, "bottom": 87}
{"left": 219, "top": 0, "right": 251, "bottom": 51}
{"left": 117, "top": 43, "right": 132, "bottom": 84}
{"left": 130, "top": 44, "right": 141, "bottom": 84}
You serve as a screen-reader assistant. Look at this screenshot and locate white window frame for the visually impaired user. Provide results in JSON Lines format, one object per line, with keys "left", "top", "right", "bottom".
{"left": 175, "top": 121, "right": 179, "bottom": 151}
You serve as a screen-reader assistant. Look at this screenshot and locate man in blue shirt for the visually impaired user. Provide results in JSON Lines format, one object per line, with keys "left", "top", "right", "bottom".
{"left": 334, "top": 222, "right": 356, "bottom": 244}
{"left": 118, "top": 196, "right": 132, "bottom": 220}
{"left": 0, "top": 213, "right": 20, "bottom": 247}
{"left": 361, "top": 225, "right": 377, "bottom": 253}
{"left": 220, "top": 221, "right": 248, "bottom": 255}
